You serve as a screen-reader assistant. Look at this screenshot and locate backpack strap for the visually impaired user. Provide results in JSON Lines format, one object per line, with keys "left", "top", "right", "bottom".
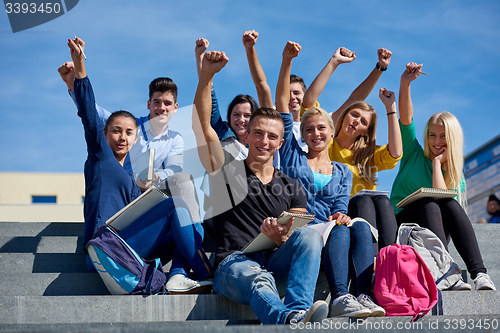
{"left": 435, "top": 263, "right": 459, "bottom": 286}
{"left": 431, "top": 289, "right": 444, "bottom": 316}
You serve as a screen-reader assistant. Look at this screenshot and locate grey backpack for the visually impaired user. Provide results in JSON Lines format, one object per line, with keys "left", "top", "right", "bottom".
{"left": 396, "top": 223, "right": 462, "bottom": 290}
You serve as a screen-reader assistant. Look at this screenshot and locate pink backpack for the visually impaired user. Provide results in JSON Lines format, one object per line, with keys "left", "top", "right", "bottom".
{"left": 373, "top": 244, "right": 438, "bottom": 321}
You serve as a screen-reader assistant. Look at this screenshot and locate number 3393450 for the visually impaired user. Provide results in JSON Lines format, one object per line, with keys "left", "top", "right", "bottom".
{"left": 5, "top": 3, "right": 61, "bottom": 14}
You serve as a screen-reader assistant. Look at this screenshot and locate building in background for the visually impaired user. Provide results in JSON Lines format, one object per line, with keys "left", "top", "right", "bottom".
{"left": 465, "top": 134, "right": 500, "bottom": 223}
{"left": 0, "top": 172, "right": 84, "bottom": 222}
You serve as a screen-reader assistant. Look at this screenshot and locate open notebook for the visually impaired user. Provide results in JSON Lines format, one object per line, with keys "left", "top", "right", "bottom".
{"left": 106, "top": 187, "right": 170, "bottom": 232}
{"left": 307, "top": 217, "right": 378, "bottom": 247}
{"left": 242, "top": 211, "right": 315, "bottom": 253}
{"left": 396, "top": 187, "right": 458, "bottom": 209}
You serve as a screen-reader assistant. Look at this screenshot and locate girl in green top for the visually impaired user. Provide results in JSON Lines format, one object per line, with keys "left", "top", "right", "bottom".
{"left": 390, "top": 62, "right": 495, "bottom": 291}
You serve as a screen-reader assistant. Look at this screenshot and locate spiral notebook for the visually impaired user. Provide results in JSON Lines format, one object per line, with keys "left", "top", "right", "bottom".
{"left": 106, "top": 187, "right": 170, "bottom": 232}
{"left": 351, "top": 189, "right": 389, "bottom": 198}
{"left": 396, "top": 187, "right": 458, "bottom": 209}
{"left": 242, "top": 211, "right": 315, "bottom": 253}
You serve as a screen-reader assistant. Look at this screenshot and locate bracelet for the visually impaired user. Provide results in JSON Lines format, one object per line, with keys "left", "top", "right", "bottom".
{"left": 376, "top": 62, "right": 387, "bottom": 72}
{"left": 386, "top": 111, "right": 397, "bottom": 116}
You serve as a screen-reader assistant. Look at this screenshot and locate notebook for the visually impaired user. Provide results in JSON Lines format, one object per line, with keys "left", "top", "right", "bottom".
{"left": 242, "top": 211, "right": 315, "bottom": 253}
{"left": 351, "top": 189, "right": 389, "bottom": 198}
{"left": 307, "top": 217, "right": 379, "bottom": 247}
{"left": 396, "top": 187, "right": 458, "bottom": 209}
{"left": 106, "top": 187, "right": 170, "bottom": 232}
{"left": 136, "top": 148, "right": 155, "bottom": 181}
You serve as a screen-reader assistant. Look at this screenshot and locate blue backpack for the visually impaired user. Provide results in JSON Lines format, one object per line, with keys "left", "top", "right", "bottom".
{"left": 86, "top": 225, "right": 167, "bottom": 295}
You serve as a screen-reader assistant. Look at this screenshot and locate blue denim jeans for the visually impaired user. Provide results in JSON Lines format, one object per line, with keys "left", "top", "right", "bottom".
{"left": 323, "top": 221, "right": 374, "bottom": 300}
{"left": 116, "top": 196, "right": 212, "bottom": 280}
{"left": 213, "top": 227, "right": 322, "bottom": 325}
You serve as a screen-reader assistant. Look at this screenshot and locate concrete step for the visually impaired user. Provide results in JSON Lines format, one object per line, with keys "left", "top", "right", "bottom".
{"left": 446, "top": 224, "right": 500, "bottom": 284}
{"left": 1, "top": 293, "right": 499, "bottom": 325}
{"left": 0, "top": 295, "right": 256, "bottom": 324}
{"left": 0, "top": 252, "right": 215, "bottom": 275}
{"left": 0, "top": 253, "right": 88, "bottom": 273}
{"left": 0, "top": 270, "right": 327, "bottom": 297}
{"left": 0, "top": 236, "right": 83, "bottom": 253}
{"left": 0, "top": 273, "right": 109, "bottom": 296}
{"left": 0, "top": 222, "right": 83, "bottom": 237}
{"left": 2, "top": 315, "right": 500, "bottom": 333}
{"left": 1, "top": 222, "right": 499, "bottom": 327}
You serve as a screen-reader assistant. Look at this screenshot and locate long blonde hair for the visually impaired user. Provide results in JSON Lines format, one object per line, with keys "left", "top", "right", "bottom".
{"left": 424, "top": 112, "right": 466, "bottom": 206}
{"left": 334, "top": 101, "right": 378, "bottom": 185}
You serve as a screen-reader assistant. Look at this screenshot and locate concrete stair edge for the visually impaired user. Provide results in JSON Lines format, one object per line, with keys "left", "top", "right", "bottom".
{"left": 1, "top": 291, "right": 500, "bottom": 325}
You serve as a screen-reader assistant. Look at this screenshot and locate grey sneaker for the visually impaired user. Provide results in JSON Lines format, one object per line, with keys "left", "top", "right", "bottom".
{"left": 357, "top": 294, "right": 386, "bottom": 317}
{"left": 166, "top": 274, "right": 213, "bottom": 294}
{"left": 329, "top": 294, "right": 371, "bottom": 317}
{"left": 474, "top": 273, "right": 496, "bottom": 291}
{"left": 290, "top": 300, "right": 328, "bottom": 324}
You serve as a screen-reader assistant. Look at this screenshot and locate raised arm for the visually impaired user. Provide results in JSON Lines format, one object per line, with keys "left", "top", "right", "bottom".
{"left": 243, "top": 30, "right": 273, "bottom": 108}
{"left": 276, "top": 41, "right": 302, "bottom": 114}
{"left": 399, "top": 62, "right": 422, "bottom": 126}
{"left": 379, "top": 88, "right": 402, "bottom": 159}
{"left": 192, "top": 51, "right": 228, "bottom": 174}
{"left": 58, "top": 60, "right": 112, "bottom": 122}
{"left": 332, "top": 48, "right": 392, "bottom": 124}
{"left": 302, "top": 47, "right": 356, "bottom": 111}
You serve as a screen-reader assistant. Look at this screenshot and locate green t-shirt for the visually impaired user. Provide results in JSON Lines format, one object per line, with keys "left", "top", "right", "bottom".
{"left": 390, "top": 120, "right": 465, "bottom": 214}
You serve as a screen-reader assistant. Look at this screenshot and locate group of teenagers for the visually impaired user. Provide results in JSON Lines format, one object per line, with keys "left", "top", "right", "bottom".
{"left": 61, "top": 30, "right": 495, "bottom": 325}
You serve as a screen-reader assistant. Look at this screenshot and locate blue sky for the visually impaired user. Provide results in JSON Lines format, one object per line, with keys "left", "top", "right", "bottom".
{"left": 1, "top": 0, "right": 499, "bottom": 197}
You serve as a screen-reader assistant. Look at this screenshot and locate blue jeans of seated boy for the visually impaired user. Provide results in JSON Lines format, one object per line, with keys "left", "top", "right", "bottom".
{"left": 323, "top": 222, "right": 374, "bottom": 300}
{"left": 117, "top": 196, "right": 212, "bottom": 280}
{"left": 213, "top": 227, "right": 322, "bottom": 325}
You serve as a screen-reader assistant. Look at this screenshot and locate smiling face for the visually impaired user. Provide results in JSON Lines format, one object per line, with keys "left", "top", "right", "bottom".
{"left": 302, "top": 114, "right": 333, "bottom": 152}
{"left": 245, "top": 115, "right": 284, "bottom": 165}
{"left": 104, "top": 116, "right": 138, "bottom": 164}
{"left": 230, "top": 102, "right": 252, "bottom": 141}
{"left": 340, "top": 108, "right": 372, "bottom": 139}
{"left": 427, "top": 123, "right": 447, "bottom": 161}
{"left": 147, "top": 91, "right": 178, "bottom": 124}
{"left": 289, "top": 82, "right": 305, "bottom": 115}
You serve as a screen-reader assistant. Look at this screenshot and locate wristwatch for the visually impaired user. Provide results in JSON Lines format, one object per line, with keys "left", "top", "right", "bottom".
{"left": 376, "top": 62, "right": 387, "bottom": 72}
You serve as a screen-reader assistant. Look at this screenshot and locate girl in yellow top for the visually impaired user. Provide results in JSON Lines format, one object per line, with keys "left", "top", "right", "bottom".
{"left": 302, "top": 48, "right": 402, "bottom": 251}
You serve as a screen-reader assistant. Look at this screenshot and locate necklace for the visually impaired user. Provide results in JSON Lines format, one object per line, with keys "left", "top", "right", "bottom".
{"left": 312, "top": 159, "right": 323, "bottom": 174}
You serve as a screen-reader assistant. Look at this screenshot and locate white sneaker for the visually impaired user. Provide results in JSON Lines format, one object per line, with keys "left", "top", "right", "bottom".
{"left": 451, "top": 279, "right": 472, "bottom": 291}
{"left": 166, "top": 274, "right": 213, "bottom": 294}
{"left": 290, "top": 300, "right": 328, "bottom": 324}
{"left": 357, "top": 294, "right": 386, "bottom": 317}
{"left": 329, "top": 294, "right": 371, "bottom": 317}
{"left": 474, "top": 273, "right": 496, "bottom": 291}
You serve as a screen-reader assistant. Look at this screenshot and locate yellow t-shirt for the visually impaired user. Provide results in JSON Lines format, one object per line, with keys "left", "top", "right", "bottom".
{"left": 300, "top": 101, "right": 320, "bottom": 119}
{"left": 329, "top": 139, "right": 402, "bottom": 197}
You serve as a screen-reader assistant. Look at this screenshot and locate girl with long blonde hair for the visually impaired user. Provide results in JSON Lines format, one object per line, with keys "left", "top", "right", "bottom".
{"left": 390, "top": 62, "right": 495, "bottom": 291}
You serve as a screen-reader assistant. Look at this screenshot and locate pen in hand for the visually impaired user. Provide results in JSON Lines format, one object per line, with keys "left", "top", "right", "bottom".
{"left": 74, "top": 35, "right": 87, "bottom": 60}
